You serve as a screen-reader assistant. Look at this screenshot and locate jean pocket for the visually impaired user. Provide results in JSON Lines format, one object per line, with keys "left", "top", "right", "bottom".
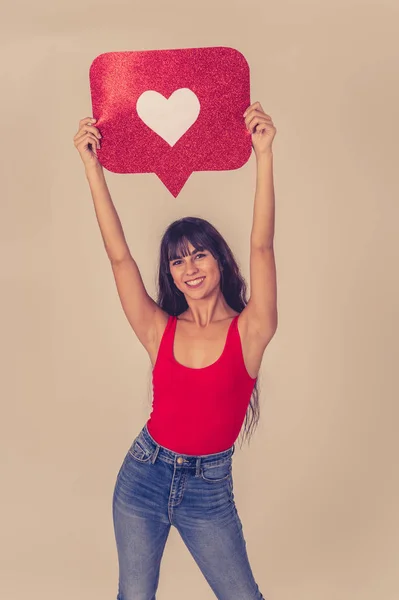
{"left": 128, "top": 437, "right": 153, "bottom": 463}
{"left": 200, "top": 460, "right": 232, "bottom": 483}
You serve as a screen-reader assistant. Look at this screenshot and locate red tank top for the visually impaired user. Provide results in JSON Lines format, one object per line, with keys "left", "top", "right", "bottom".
{"left": 146, "top": 314, "right": 257, "bottom": 454}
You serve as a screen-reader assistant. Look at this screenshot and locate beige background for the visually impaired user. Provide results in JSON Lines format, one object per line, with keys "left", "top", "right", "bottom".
{"left": 1, "top": 0, "right": 398, "bottom": 598}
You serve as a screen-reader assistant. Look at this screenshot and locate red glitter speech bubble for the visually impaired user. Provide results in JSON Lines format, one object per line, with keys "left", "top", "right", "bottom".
{"left": 89, "top": 47, "right": 252, "bottom": 197}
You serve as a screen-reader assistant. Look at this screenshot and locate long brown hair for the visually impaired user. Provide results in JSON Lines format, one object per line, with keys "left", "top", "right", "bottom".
{"left": 155, "top": 216, "right": 260, "bottom": 448}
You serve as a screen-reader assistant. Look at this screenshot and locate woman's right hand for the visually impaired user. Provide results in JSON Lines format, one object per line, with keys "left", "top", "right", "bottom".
{"left": 73, "top": 117, "right": 102, "bottom": 170}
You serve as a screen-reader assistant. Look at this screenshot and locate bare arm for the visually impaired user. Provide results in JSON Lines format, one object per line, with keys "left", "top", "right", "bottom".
{"left": 240, "top": 103, "right": 278, "bottom": 345}
{"left": 85, "top": 163, "right": 130, "bottom": 263}
{"left": 84, "top": 159, "right": 167, "bottom": 351}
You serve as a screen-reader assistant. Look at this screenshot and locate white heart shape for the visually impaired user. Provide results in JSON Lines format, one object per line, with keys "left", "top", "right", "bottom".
{"left": 136, "top": 88, "right": 201, "bottom": 146}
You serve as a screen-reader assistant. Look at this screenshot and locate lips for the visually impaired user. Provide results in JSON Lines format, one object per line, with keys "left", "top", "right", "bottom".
{"left": 185, "top": 276, "right": 205, "bottom": 288}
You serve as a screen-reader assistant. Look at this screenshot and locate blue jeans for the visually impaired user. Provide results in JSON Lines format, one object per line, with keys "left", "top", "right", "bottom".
{"left": 112, "top": 423, "right": 265, "bottom": 600}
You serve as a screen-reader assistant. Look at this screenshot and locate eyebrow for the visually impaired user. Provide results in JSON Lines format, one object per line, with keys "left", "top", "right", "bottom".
{"left": 169, "top": 247, "right": 205, "bottom": 262}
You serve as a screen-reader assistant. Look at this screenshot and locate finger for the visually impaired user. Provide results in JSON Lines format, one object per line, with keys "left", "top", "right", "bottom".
{"left": 79, "top": 117, "right": 97, "bottom": 128}
{"left": 74, "top": 130, "right": 97, "bottom": 145}
{"left": 243, "top": 101, "right": 269, "bottom": 117}
{"left": 244, "top": 112, "right": 260, "bottom": 130}
{"left": 243, "top": 107, "right": 259, "bottom": 121}
{"left": 247, "top": 114, "right": 274, "bottom": 128}
{"left": 246, "top": 115, "right": 269, "bottom": 133}
{"left": 76, "top": 132, "right": 101, "bottom": 150}
{"left": 256, "top": 122, "right": 276, "bottom": 135}
{"left": 243, "top": 101, "right": 261, "bottom": 116}
{"left": 75, "top": 117, "right": 98, "bottom": 139}
{"left": 85, "top": 125, "right": 102, "bottom": 139}
{"left": 87, "top": 133, "right": 101, "bottom": 150}
{"left": 244, "top": 110, "right": 272, "bottom": 129}
{"left": 256, "top": 122, "right": 276, "bottom": 133}
{"left": 245, "top": 109, "right": 272, "bottom": 120}
{"left": 76, "top": 124, "right": 102, "bottom": 140}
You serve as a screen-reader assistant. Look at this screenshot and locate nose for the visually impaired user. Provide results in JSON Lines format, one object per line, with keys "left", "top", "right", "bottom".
{"left": 185, "top": 263, "right": 200, "bottom": 277}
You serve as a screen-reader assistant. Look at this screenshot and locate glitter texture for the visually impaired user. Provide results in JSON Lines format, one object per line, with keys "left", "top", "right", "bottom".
{"left": 89, "top": 47, "right": 252, "bottom": 197}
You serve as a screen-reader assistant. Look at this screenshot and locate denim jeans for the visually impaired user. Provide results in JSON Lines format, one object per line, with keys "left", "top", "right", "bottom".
{"left": 112, "top": 423, "right": 265, "bottom": 600}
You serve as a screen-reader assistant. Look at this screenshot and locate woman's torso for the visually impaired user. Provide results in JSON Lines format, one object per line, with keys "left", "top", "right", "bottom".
{"left": 147, "top": 310, "right": 264, "bottom": 380}
{"left": 146, "top": 310, "right": 260, "bottom": 454}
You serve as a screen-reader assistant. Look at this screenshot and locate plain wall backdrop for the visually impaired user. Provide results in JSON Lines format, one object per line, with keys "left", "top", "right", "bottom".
{"left": 1, "top": 0, "right": 398, "bottom": 598}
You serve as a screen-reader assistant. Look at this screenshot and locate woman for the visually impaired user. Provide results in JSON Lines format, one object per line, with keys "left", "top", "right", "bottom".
{"left": 73, "top": 101, "right": 277, "bottom": 600}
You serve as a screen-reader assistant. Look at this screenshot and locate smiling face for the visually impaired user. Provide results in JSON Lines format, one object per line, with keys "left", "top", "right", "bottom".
{"left": 168, "top": 240, "right": 222, "bottom": 297}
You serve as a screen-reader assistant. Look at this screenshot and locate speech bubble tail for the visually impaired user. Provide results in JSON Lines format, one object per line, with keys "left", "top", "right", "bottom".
{"left": 154, "top": 167, "right": 193, "bottom": 197}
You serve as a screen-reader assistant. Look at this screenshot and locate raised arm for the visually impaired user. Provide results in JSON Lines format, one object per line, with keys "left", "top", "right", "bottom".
{"left": 239, "top": 103, "right": 278, "bottom": 346}
{"left": 74, "top": 117, "right": 167, "bottom": 353}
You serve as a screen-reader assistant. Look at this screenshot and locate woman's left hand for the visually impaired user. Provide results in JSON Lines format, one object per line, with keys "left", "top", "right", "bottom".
{"left": 243, "top": 101, "right": 276, "bottom": 157}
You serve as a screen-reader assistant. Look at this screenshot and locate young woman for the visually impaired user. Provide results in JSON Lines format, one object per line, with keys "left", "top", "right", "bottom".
{"left": 73, "top": 101, "right": 277, "bottom": 600}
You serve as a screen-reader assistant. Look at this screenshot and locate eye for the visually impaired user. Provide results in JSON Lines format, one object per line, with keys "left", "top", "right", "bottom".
{"left": 172, "top": 253, "right": 206, "bottom": 266}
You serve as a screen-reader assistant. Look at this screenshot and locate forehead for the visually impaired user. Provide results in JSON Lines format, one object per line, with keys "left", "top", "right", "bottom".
{"left": 168, "top": 238, "right": 206, "bottom": 261}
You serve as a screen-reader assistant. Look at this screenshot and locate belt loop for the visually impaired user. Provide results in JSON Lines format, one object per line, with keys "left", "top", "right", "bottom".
{"left": 195, "top": 457, "right": 201, "bottom": 477}
{"left": 151, "top": 444, "right": 160, "bottom": 464}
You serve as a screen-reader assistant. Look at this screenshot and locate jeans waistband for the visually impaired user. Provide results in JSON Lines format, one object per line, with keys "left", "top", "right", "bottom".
{"left": 135, "top": 423, "right": 235, "bottom": 468}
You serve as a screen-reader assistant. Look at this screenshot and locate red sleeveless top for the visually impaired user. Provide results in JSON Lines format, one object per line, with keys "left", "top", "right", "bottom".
{"left": 146, "top": 314, "right": 257, "bottom": 454}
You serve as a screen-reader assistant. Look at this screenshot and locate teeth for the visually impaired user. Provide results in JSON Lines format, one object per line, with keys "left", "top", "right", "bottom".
{"left": 186, "top": 277, "right": 204, "bottom": 286}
